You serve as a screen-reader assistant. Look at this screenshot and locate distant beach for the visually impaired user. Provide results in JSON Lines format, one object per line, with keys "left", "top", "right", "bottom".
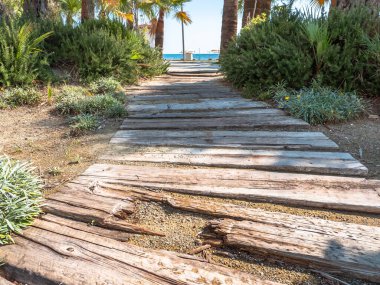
{"left": 163, "top": 53, "right": 219, "bottom": 61}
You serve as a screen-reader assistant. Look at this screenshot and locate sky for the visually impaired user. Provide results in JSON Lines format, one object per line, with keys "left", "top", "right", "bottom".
{"left": 162, "top": 0, "right": 313, "bottom": 54}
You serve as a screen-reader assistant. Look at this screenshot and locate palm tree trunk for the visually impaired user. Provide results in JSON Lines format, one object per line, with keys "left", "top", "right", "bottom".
{"left": 220, "top": 0, "right": 238, "bottom": 51}
{"left": 81, "top": 0, "right": 95, "bottom": 22}
{"left": 155, "top": 8, "right": 165, "bottom": 51}
{"left": 242, "top": 0, "right": 250, "bottom": 27}
{"left": 23, "top": 0, "right": 48, "bottom": 17}
{"left": 254, "top": 0, "right": 271, "bottom": 17}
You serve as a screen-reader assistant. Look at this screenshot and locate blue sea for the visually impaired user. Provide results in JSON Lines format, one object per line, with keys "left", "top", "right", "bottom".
{"left": 163, "top": 53, "right": 219, "bottom": 61}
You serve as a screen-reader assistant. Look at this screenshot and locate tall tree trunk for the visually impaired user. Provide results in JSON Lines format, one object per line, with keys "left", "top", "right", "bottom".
{"left": 242, "top": 0, "right": 250, "bottom": 27}
{"left": 23, "top": 0, "right": 48, "bottom": 17}
{"left": 81, "top": 0, "right": 95, "bottom": 22}
{"left": 155, "top": 8, "right": 165, "bottom": 51}
{"left": 220, "top": 0, "right": 238, "bottom": 52}
{"left": 254, "top": 0, "right": 271, "bottom": 17}
{"left": 336, "top": 0, "right": 380, "bottom": 11}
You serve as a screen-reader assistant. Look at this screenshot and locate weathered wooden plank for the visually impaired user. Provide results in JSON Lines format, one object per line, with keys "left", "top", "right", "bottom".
{"left": 1, "top": 219, "right": 279, "bottom": 285}
{"left": 41, "top": 214, "right": 131, "bottom": 242}
{"left": 43, "top": 199, "right": 162, "bottom": 236}
{"left": 209, "top": 218, "right": 380, "bottom": 283}
{"left": 128, "top": 109, "right": 287, "bottom": 119}
{"left": 127, "top": 99, "right": 269, "bottom": 112}
{"left": 121, "top": 117, "right": 309, "bottom": 130}
{"left": 101, "top": 146, "right": 367, "bottom": 176}
{"left": 79, "top": 164, "right": 380, "bottom": 213}
{"left": 128, "top": 97, "right": 245, "bottom": 105}
{"left": 111, "top": 130, "right": 338, "bottom": 150}
{"left": 127, "top": 93, "right": 239, "bottom": 102}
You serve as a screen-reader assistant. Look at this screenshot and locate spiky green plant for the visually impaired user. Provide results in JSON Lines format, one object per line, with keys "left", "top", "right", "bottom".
{"left": 0, "top": 156, "right": 43, "bottom": 245}
{"left": 0, "top": 19, "right": 52, "bottom": 86}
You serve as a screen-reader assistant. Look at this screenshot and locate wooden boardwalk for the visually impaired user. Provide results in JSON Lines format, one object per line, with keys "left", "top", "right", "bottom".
{"left": 2, "top": 63, "right": 380, "bottom": 284}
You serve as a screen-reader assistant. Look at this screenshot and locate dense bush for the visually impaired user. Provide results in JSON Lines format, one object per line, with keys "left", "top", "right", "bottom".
{"left": 221, "top": 6, "right": 380, "bottom": 97}
{"left": 0, "top": 156, "right": 43, "bottom": 245}
{"left": 274, "top": 83, "right": 366, "bottom": 125}
{"left": 37, "top": 19, "right": 168, "bottom": 83}
{"left": 0, "top": 19, "right": 51, "bottom": 86}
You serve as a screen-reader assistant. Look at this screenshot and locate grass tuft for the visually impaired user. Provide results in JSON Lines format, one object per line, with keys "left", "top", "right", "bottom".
{"left": 0, "top": 156, "right": 43, "bottom": 245}
{"left": 69, "top": 114, "right": 99, "bottom": 136}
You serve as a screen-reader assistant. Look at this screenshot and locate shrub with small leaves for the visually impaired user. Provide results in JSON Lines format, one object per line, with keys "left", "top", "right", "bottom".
{"left": 89, "top": 77, "right": 122, "bottom": 94}
{"left": 69, "top": 114, "right": 99, "bottom": 136}
{"left": 2, "top": 87, "right": 42, "bottom": 107}
{"left": 274, "top": 83, "right": 366, "bottom": 125}
{"left": 0, "top": 156, "right": 43, "bottom": 245}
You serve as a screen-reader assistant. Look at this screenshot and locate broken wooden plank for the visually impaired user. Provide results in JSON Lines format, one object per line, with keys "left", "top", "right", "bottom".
{"left": 41, "top": 214, "right": 131, "bottom": 242}
{"left": 121, "top": 117, "right": 309, "bottom": 130}
{"left": 79, "top": 164, "right": 380, "bottom": 214}
{"left": 43, "top": 199, "right": 163, "bottom": 236}
{"left": 1, "top": 219, "right": 280, "bottom": 285}
{"left": 101, "top": 146, "right": 367, "bottom": 176}
{"left": 111, "top": 130, "right": 339, "bottom": 150}
{"left": 209, "top": 218, "right": 380, "bottom": 283}
{"left": 127, "top": 99, "right": 269, "bottom": 113}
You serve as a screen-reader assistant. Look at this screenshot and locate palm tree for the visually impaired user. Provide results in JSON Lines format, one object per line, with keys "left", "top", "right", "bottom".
{"left": 81, "top": 0, "right": 95, "bottom": 22}
{"left": 61, "top": 0, "right": 81, "bottom": 26}
{"left": 141, "top": 0, "right": 191, "bottom": 50}
{"left": 220, "top": 0, "right": 238, "bottom": 51}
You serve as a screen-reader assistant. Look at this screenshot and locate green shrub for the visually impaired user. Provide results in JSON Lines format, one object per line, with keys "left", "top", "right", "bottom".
{"left": 274, "top": 83, "right": 366, "bottom": 125}
{"left": 2, "top": 87, "right": 42, "bottom": 106}
{"left": 0, "top": 156, "right": 43, "bottom": 245}
{"left": 220, "top": 7, "right": 313, "bottom": 91}
{"left": 69, "top": 114, "right": 99, "bottom": 136}
{"left": 89, "top": 77, "right": 122, "bottom": 94}
{"left": 36, "top": 19, "right": 167, "bottom": 83}
{"left": 221, "top": 6, "right": 380, "bottom": 96}
{"left": 0, "top": 18, "right": 52, "bottom": 86}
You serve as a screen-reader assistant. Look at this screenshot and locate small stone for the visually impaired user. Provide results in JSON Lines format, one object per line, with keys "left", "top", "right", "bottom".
{"left": 369, "top": 114, "right": 379, "bottom": 119}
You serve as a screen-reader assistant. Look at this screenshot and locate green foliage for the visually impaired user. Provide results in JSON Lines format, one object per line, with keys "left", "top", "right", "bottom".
{"left": 56, "top": 86, "right": 126, "bottom": 117}
{"left": 69, "top": 114, "right": 99, "bottom": 136}
{"left": 0, "top": 18, "right": 52, "bottom": 86}
{"left": 220, "top": 7, "right": 313, "bottom": 91}
{"left": 89, "top": 77, "right": 122, "bottom": 94}
{"left": 0, "top": 156, "right": 43, "bottom": 245}
{"left": 1, "top": 87, "right": 42, "bottom": 107}
{"left": 221, "top": 6, "right": 380, "bottom": 96}
{"left": 274, "top": 83, "right": 366, "bottom": 125}
{"left": 37, "top": 19, "right": 167, "bottom": 83}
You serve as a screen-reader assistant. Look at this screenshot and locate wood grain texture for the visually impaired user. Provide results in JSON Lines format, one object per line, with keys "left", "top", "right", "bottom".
{"left": 79, "top": 164, "right": 380, "bottom": 213}
{"left": 127, "top": 99, "right": 269, "bottom": 112}
{"left": 210, "top": 218, "right": 380, "bottom": 282}
{"left": 101, "top": 146, "right": 367, "bottom": 176}
{"left": 111, "top": 130, "right": 339, "bottom": 150}
{"left": 1, "top": 218, "right": 280, "bottom": 285}
{"left": 121, "top": 117, "right": 309, "bottom": 130}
